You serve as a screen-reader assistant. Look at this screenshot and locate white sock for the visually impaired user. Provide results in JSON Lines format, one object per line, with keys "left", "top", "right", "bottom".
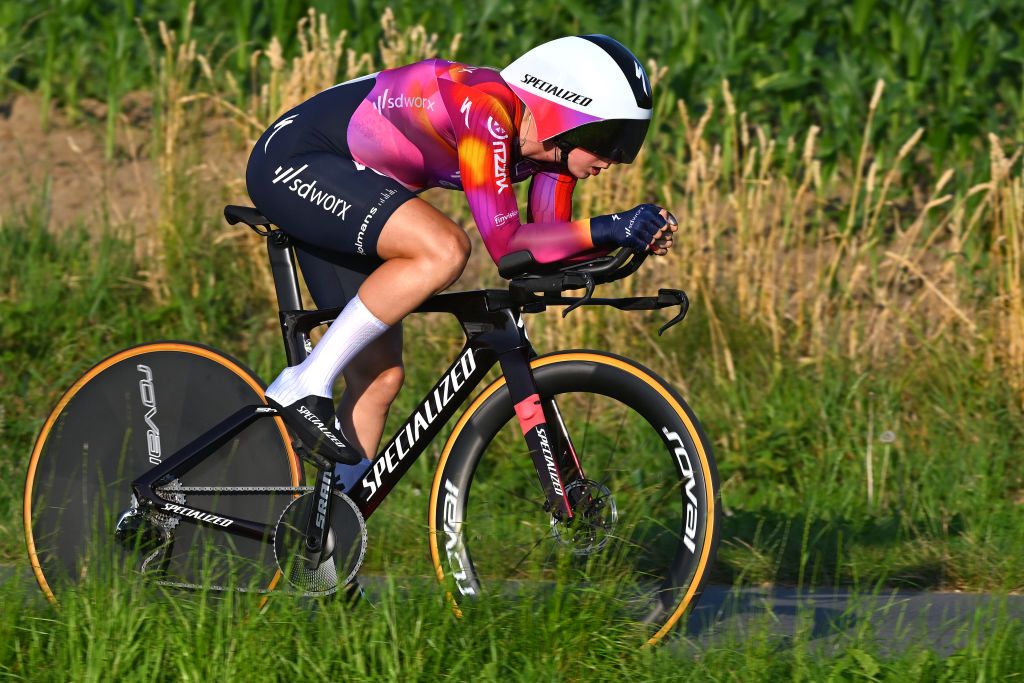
{"left": 265, "top": 294, "right": 390, "bottom": 406}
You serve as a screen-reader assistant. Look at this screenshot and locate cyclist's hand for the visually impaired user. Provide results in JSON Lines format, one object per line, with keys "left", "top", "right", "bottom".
{"left": 650, "top": 209, "right": 678, "bottom": 256}
{"left": 589, "top": 204, "right": 667, "bottom": 251}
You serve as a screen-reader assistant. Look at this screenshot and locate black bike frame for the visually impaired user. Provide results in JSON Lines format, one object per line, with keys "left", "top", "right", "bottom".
{"left": 131, "top": 233, "right": 580, "bottom": 543}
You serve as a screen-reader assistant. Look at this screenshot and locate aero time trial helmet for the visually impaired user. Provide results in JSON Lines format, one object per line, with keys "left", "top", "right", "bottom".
{"left": 500, "top": 35, "right": 653, "bottom": 164}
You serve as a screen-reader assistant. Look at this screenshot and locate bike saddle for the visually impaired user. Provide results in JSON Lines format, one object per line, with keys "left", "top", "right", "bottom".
{"left": 224, "top": 205, "right": 272, "bottom": 233}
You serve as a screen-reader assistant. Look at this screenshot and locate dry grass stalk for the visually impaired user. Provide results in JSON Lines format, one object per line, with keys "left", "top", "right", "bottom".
{"left": 117, "top": 9, "right": 1024, "bottom": 403}
{"left": 249, "top": 9, "right": 372, "bottom": 125}
{"left": 132, "top": 1, "right": 203, "bottom": 300}
{"left": 379, "top": 7, "right": 461, "bottom": 69}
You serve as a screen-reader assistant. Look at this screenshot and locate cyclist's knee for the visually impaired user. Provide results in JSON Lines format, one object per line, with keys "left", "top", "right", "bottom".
{"left": 377, "top": 199, "right": 470, "bottom": 289}
{"left": 427, "top": 227, "right": 471, "bottom": 287}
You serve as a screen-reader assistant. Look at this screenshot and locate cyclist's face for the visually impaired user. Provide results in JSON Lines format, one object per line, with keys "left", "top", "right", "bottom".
{"left": 567, "top": 148, "right": 618, "bottom": 179}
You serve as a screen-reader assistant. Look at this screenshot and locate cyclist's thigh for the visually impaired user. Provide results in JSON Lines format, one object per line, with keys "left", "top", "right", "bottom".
{"left": 293, "top": 244, "right": 403, "bottom": 364}
{"left": 374, "top": 196, "right": 471, "bottom": 261}
{"left": 247, "top": 151, "right": 416, "bottom": 259}
{"left": 293, "top": 242, "right": 374, "bottom": 309}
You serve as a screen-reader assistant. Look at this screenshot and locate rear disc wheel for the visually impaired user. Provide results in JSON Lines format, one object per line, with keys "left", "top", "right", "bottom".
{"left": 24, "top": 341, "right": 301, "bottom": 602}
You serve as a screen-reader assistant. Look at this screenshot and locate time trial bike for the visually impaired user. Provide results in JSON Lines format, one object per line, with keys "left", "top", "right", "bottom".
{"left": 24, "top": 204, "right": 720, "bottom": 646}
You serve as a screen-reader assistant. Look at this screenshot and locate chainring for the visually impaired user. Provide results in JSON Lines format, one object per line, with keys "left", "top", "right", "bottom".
{"left": 273, "top": 490, "right": 366, "bottom": 596}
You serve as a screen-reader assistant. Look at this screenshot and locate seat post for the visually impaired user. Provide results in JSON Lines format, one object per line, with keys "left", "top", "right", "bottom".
{"left": 267, "top": 231, "right": 302, "bottom": 310}
{"left": 267, "top": 232, "right": 311, "bottom": 365}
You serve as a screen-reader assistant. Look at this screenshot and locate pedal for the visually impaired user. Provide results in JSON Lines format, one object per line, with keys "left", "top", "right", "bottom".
{"left": 291, "top": 439, "right": 335, "bottom": 470}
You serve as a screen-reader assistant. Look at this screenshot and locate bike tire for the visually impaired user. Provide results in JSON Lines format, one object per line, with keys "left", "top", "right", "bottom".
{"left": 428, "top": 350, "right": 719, "bottom": 646}
{"left": 24, "top": 341, "right": 301, "bottom": 602}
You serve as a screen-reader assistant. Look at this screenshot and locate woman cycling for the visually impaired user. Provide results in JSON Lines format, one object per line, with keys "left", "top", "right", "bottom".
{"left": 245, "top": 34, "right": 677, "bottom": 489}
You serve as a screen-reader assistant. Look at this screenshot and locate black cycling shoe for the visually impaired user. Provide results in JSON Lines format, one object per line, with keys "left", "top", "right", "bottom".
{"left": 266, "top": 395, "right": 362, "bottom": 465}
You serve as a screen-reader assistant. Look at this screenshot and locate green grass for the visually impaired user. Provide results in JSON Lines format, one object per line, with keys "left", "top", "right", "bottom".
{"left": 4, "top": 4, "right": 1023, "bottom": 674}
{"left": 2, "top": 194, "right": 1022, "bottom": 594}
{"left": 1, "top": 123, "right": 1022, "bottom": 680}
{"left": 0, "top": 571, "right": 1021, "bottom": 681}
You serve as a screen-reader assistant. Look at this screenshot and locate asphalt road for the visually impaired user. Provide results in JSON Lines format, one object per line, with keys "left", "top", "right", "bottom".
{"left": 684, "top": 585, "right": 1023, "bottom": 655}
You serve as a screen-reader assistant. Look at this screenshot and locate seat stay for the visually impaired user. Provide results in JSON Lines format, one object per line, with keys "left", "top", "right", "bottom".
{"left": 131, "top": 405, "right": 279, "bottom": 542}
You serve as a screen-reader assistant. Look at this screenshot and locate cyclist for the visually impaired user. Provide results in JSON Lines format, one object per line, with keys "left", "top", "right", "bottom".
{"left": 245, "top": 34, "right": 677, "bottom": 488}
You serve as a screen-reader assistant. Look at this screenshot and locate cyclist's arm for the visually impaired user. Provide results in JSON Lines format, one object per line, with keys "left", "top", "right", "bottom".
{"left": 453, "top": 96, "right": 596, "bottom": 265}
{"left": 528, "top": 172, "right": 616, "bottom": 261}
{"left": 527, "top": 172, "right": 575, "bottom": 223}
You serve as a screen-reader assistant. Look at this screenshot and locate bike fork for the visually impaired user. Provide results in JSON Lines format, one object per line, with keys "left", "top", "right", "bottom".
{"left": 498, "top": 349, "right": 584, "bottom": 521}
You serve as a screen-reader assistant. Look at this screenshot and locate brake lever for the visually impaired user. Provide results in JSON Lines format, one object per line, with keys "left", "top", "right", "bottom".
{"left": 561, "top": 274, "right": 596, "bottom": 317}
{"left": 656, "top": 289, "right": 690, "bottom": 335}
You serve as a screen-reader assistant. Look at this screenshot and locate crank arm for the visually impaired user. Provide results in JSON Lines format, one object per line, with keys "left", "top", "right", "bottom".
{"left": 301, "top": 468, "right": 336, "bottom": 569}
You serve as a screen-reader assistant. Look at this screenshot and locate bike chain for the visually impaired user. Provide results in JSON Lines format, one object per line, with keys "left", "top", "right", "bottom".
{"left": 153, "top": 579, "right": 274, "bottom": 595}
{"left": 152, "top": 578, "right": 348, "bottom": 598}
{"left": 155, "top": 485, "right": 314, "bottom": 495}
{"left": 149, "top": 484, "right": 331, "bottom": 597}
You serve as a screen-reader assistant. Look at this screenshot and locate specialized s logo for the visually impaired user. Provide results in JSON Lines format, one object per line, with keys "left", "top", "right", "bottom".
{"left": 634, "top": 61, "right": 649, "bottom": 96}
{"left": 264, "top": 114, "right": 297, "bottom": 153}
{"left": 137, "top": 365, "right": 162, "bottom": 465}
{"left": 460, "top": 97, "right": 472, "bottom": 128}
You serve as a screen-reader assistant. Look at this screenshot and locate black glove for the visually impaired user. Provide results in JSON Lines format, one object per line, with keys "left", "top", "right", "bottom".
{"left": 589, "top": 204, "right": 666, "bottom": 251}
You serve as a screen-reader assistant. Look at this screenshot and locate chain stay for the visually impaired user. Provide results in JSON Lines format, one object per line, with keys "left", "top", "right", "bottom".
{"left": 149, "top": 484, "right": 330, "bottom": 596}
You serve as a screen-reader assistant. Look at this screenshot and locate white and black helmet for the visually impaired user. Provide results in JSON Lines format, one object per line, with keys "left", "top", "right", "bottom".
{"left": 500, "top": 34, "right": 653, "bottom": 163}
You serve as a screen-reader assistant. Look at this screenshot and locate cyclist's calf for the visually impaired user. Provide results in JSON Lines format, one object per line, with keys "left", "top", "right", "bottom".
{"left": 337, "top": 326, "right": 406, "bottom": 457}
{"left": 344, "top": 362, "right": 405, "bottom": 409}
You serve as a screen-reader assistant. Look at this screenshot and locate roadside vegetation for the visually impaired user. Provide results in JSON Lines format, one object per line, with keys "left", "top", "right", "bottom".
{"left": 1, "top": 572, "right": 1020, "bottom": 681}
{"left": 1, "top": 2, "right": 1022, "bottom": 676}
{"left": 3, "top": 1, "right": 1021, "bottom": 171}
